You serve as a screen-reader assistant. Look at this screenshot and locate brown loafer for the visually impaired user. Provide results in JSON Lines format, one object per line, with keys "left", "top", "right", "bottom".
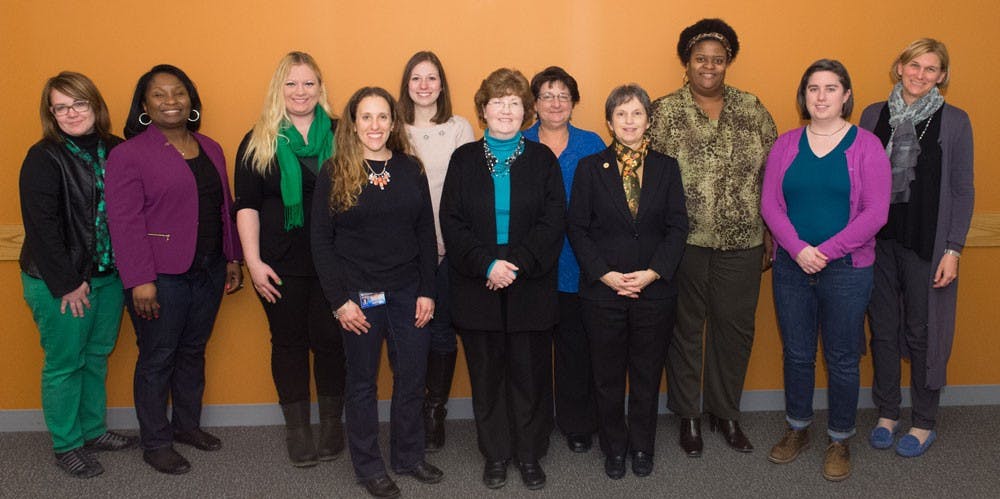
{"left": 679, "top": 417, "right": 703, "bottom": 457}
{"left": 709, "top": 414, "right": 754, "bottom": 452}
{"left": 768, "top": 426, "right": 810, "bottom": 464}
{"left": 823, "top": 439, "right": 851, "bottom": 481}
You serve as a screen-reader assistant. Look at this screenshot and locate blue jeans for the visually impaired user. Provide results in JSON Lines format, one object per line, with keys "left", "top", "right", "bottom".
{"left": 427, "top": 257, "right": 456, "bottom": 353}
{"left": 341, "top": 284, "right": 430, "bottom": 481}
{"left": 127, "top": 255, "right": 226, "bottom": 450}
{"left": 772, "top": 249, "right": 872, "bottom": 440}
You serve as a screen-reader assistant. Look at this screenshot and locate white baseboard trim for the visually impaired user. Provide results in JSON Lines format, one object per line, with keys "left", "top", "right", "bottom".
{"left": 4, "top": 384, "right": 999, "bottom": 432}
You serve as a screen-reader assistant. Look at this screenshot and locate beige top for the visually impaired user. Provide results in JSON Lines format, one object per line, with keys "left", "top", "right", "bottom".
{"left": 405, "top": 115, "right": 476, "bottom": 257}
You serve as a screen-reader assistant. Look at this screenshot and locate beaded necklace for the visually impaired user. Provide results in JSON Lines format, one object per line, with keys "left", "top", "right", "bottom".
{"left": 484, "top": 136, "right": 525, "bottom": 177}
{"left": 365, "top": 159, "right": 391, "bottom": 190}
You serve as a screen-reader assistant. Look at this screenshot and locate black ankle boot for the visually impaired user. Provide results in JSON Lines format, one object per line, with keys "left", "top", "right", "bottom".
{"left": 424, "top": 350, "right": 457, "bottom": 452}
{"left": 280, "top": 401, "right": 318, "bottom": 467}
{"left": 317, "top": 395, "right": 345, "bottom": 461}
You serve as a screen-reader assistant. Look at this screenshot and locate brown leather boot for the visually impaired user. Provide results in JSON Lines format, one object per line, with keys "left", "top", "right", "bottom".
{"left": 768, "top": 426, "right": 810, "bottom": 464}
{"left": 316, "top": 395, "right": 344, "bottom": 461}
{"left": 823, "top": 438, "right": 851, "bottom": 481}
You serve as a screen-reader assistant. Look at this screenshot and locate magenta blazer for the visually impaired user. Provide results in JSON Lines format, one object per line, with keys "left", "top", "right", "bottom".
{"left": 105, "top": 126, "right": 242, "bottom": 289}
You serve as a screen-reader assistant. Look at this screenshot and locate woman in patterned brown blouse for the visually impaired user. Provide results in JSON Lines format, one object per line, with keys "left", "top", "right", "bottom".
{"left": 648, "top": 18, "right": 777, "bottom": 457}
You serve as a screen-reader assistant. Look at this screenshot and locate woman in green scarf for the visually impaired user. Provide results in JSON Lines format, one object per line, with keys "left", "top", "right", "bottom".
{"left": 234, "top": 51, "right": 344, "bottom": 468}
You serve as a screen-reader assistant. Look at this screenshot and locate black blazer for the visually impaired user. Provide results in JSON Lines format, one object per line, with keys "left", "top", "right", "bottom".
{"left": 440, "top": 139, "right": 565, "bottom": 332}
{"left": 567, "top": 146, "right": 688, "bottom": 301}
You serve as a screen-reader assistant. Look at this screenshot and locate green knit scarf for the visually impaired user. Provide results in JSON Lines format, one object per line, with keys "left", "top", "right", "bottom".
{"left": 275, "top": 107, "right": 334, "bottom": 230}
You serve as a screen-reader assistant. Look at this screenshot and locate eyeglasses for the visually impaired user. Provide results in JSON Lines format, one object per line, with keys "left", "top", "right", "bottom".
{"left": 538, "top": 93, "right": 572, "bottom": 103}
{"left": 51, "top": 100, "right": 92, "bottom": 116}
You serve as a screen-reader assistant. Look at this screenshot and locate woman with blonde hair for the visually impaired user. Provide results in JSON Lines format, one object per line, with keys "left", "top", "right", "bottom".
{"left": 861, "top": 38, "right": 974, "bottom": 457}
{"left": 234, "top": 51, "right": 345, "bottom": 467}
{"left": 312, "top": 87, "right": 441, "bottom": 498}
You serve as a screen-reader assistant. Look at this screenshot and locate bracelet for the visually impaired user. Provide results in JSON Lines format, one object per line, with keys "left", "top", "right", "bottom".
{"left": 332, "top": 310, "right": 340, "bottom": 319}
{"left": 229, "top": 260, "right": 242, "bottom": 264}
{"left": 944, "top": 249, "right": 961, "bottom": 259}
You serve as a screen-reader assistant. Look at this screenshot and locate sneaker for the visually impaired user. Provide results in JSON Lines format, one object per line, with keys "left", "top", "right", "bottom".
{"left": 823, "top": 439, "right": 851, "bottom": 481}
{"left": 768, "top": 426, "right": 810, "bottom": 464}
{"left": 84, "top": 431, "right": 140, "bottom": 452}
{"left": 55, "top": 448, "right": 104, "bottom": 478}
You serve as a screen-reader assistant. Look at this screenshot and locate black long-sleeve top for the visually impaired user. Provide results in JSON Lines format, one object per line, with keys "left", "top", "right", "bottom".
{"left": 233, "top": 130, "right": 321, "bottom": 277}
{"left": 310, "top": 153, "right": 436, "bottom": 310}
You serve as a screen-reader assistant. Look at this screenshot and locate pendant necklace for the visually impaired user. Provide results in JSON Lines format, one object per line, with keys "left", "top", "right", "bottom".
{"left": 365, "top": 159, "right": 391, "bottom": 190}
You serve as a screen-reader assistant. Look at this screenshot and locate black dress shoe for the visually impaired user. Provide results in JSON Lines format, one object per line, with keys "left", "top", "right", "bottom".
{"left": 174, "top": 428, "right": 222, "bottom": 451}
{"left": 400, "top": 461, "right": 444, "bottom": 484}
{"left": 516, "top": 460, "right": 546, "bottom": 490}
{"left": 362, "top": 475, "right": 401, "bottom": 499}
{"left": 709, "top": 414, "right": 754, "bottom": 452}
{"left": 679, "top": 417, "right": 703, "bottom": 457}
{"left": 631, "top": 450, "right": 654, "bottom": 477}
{"left": 604, "top": 455, "right": 626, "bottom": 479}
{"left": 143, "top": 446, "right": 191, "bottom": 475}
{"left": 482, "top": 460, "right": 508, "bottom": 489}
{"left": 566, "top": 433, "right": 592, "bottom": 453}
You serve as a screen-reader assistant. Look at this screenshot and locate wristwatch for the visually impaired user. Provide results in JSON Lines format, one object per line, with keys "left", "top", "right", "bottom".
{"left": 944, "top": 249, "right": 961, "bottom": 259}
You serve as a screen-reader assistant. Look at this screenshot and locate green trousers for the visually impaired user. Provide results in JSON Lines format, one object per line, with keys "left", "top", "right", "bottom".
{"left": 22, "top": 273, "right": 124, "bottom": 453}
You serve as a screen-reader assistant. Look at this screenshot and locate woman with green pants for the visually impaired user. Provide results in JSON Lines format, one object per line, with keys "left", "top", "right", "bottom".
{"left": 19, "top": 71, "right": 138, "bottom": 478}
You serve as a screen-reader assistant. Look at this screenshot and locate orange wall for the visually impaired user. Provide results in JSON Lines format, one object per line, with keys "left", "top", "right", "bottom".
{"left": 3, "top": 1, "right": 999, "bottom": 409}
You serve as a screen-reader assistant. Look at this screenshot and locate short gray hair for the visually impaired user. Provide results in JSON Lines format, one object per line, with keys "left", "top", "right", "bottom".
{"left": 604, "top": 84, "right": 652, "bottom": 122}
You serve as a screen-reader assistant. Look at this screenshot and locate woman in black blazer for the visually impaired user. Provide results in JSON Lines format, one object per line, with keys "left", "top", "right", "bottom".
{"left": 567, "top": 84, "right": 688, "bottom": 480}
{"left": 439, "top": 68, "right": 564, "bottom": 491}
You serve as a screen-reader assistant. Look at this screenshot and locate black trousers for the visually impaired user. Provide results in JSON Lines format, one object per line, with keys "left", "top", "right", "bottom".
{"left": 460, "top": 329, "right": 553, "bottom": 463}
{"left": 553, "top": 292, "right": 598, "bottom": 435}
{"left": 584, "top": 297, "right": 673, "bottom": 457}
{"left": 258, "top": 275, "right": 345, "bottom": 404}
{"left": 868, "top": 239, "right": 940, "bottom": 430}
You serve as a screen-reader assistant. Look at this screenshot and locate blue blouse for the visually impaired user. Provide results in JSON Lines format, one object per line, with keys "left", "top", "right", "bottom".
{"left": 525, "top": 122, "right": 605, "bottom": 293}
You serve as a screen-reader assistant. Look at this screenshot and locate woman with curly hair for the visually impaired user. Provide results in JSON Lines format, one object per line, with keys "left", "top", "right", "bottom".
{"left": 649, "top": 18, "right": 777, "bottom": 457}
{"left": 311, "top": 86, "right": 441, "bottom": 498}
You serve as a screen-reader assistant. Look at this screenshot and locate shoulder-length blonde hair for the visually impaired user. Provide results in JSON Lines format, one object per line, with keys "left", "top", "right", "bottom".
{"left": 328, "top": 87, "right": 420, "bottom": 213}
{"left": 40, "top": 71, "right": 113, "bottom": 143}
{"left": 892, "top": 38, "right": 951, "bottom": 88}
{"left": 244, "top": 51, "right": 334, "bottom": 175}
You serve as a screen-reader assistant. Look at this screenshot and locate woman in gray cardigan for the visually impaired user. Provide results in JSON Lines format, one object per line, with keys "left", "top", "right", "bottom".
{"left": 860, "top": 38, "right": 974, "bottom": 458}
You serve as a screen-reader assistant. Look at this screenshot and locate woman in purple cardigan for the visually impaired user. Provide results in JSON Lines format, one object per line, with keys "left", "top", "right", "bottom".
{"left": 760, "top": 60, "right": 889, "bottom": 482}
{"left": 861, "top": 38, "right": 974, "bottom": 458}
{"left": 105, "top": 64, "right": 243, "bottom": 475}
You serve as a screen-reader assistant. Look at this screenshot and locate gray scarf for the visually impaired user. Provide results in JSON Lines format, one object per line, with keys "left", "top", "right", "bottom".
{"left": 885, "top": 82, "right": 944, "bottom": 203}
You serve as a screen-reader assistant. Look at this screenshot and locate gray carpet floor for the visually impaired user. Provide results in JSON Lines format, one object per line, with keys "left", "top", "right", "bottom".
{"left": 2, "top": 407, "right": 999, "bottom": 498}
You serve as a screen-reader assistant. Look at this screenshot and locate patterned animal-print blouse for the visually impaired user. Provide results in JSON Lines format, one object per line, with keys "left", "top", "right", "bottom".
{"left": 649, "top": 85, "right": 777, "bottom": 250}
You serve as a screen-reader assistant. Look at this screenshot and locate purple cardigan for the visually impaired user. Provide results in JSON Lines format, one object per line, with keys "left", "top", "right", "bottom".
{"left": 105, "top": 126, "right": 242, "bottom": 289}
{"left": 761, "top": 126, "right": 890, "bottom": 267}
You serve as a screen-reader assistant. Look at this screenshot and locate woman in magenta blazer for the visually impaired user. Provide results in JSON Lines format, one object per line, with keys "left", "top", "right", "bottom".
{"left": 105, "top": 64, "right": 243, "bottom": 475}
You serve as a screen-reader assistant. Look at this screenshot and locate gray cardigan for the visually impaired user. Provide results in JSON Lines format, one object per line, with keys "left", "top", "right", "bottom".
{"left": 860, "top": 102, "right": 975, "bottom": 389}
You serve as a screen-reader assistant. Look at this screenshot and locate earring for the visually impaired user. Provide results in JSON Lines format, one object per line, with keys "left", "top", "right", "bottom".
{"left": 138, "top": 113, "right": 152, "bottom": 126}
{"left": 188, "top": 109, "right": 201, "bottom": 122}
